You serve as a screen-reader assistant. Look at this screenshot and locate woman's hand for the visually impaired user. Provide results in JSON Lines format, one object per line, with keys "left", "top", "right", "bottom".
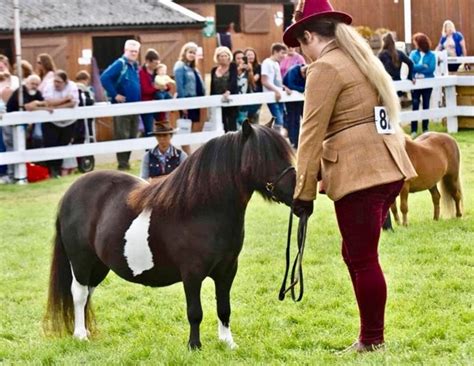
{"left": 274, "top": 90, "right": 282, "bottom": 102}
{"left": 222, "top": 90, "right": 231, "bottom": 102}
{"left": 238, "top": 64, "right": 248, "bottom": 72}
{"left": 292, "top": 199, "right": 314, "bottom": 218}
{"left": 115, "top": 94, "right": 126, "bottom": 103}
{"left": 300, "top": 65, "right": 308, "bottom": 78}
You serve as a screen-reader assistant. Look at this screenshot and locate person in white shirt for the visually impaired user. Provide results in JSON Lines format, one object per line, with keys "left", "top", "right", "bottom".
{"left": 36, "top": 53, "right": 56, "bottom": 94}
{"left": 0, "top": 54, "right": 20, "bottom": 109}
{"left": 261, "top": 43, "right": 291, "bottom": 131}
{"left": 41, "top": 70, "right": 79, "bottom": 178}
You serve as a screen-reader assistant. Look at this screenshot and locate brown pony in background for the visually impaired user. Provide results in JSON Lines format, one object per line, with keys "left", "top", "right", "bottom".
{"left": 391, "top": 132, "right": 463, "bottom": 226}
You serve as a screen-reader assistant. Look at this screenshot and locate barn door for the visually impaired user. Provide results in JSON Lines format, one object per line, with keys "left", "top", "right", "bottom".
{"left": 22, "top": 36, "right": 68, "bottom": 72}
{"left": 139, "top": 33, "right": 185, "bottom": 72}
{"left": 242, "top": 4, "right": 271, "bottom": 34}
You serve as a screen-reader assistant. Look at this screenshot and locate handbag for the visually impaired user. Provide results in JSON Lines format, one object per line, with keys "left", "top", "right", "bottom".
{"left": 176, "top": 118, "right": 192, "bottom": 134}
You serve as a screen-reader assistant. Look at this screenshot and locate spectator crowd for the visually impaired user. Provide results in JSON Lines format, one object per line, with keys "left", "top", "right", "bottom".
{"left": 0, "top": 18, "right": 469, "bottom": 184}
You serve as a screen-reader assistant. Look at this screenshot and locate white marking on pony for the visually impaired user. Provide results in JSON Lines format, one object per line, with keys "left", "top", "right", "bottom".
{"left": 70, "top": 264, "right": 90, "bottom": 341}
{"left": 218, "top": 320, "right": 238, "bottom": 349}
{"left": 123, "top": 209, "right": 154, "bottom": 276}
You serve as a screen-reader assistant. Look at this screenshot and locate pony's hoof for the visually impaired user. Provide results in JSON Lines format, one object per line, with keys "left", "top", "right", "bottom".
{"left": 188, "top": 341, "right": 202, "bottom": 350}
{"left": 228, "top": 341, "right": 238, "bottom": 350}
{"left": 73, "top": 330, "right": 89, "bottom": 341}
{"left": 219, "top": 337, "right": 238, "bottom": 349}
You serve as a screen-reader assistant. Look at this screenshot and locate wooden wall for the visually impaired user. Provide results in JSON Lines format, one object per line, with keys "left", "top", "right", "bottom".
{"left": 410, "top": 0, "right": 472, "bottom": 51}
{"left": 9, "top": 28, "right": 204, "bottom": 82}
{"left": 332, "top": 0, "right": 472, "bottom": 52}
{"left": 180, "top": 3, "right": 285, "bottom": 73}
{"left": 2, "top": 0, "right": 471, "bottom": 79}
{"left": 177, "top": 0, "right": 473, "bottom": 69}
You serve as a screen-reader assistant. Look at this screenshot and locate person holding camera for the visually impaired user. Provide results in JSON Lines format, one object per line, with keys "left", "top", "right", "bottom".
{"left": 233, "top": 50, "right": 259, "bottom": 127}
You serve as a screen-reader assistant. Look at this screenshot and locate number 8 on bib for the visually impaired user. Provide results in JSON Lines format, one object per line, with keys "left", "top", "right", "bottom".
{"left": 374, "top": 107, "right": 395, "bottom": 134}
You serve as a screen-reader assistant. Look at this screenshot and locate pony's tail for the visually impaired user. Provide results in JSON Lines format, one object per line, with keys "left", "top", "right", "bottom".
{"left": 440, "top": 146, "right": 464, "bottom": 218}
{"left": 43, "top": 215, "right": 74, "bottom": 336}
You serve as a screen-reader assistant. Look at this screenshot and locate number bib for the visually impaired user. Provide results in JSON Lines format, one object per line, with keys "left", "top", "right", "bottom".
{"left": 374, "top": 107, "right": 395, "bottom": 134}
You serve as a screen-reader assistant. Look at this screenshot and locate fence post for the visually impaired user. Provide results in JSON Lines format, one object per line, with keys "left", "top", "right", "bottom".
{"left": 445, "top": 84, "right": 458, "bottom": 133}
{"left": 438, "top": 50, "right": 449, "bottom": 76}
{"left": 13, "top": 125, "right": 27, "bottom": 184}
{"left": 212, "top": 106, "right": 224, "bottom": 132}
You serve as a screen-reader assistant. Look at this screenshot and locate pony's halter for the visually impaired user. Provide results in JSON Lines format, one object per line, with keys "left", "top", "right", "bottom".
{"left": 265, "top": 166, "right": 295, "bottom": 203}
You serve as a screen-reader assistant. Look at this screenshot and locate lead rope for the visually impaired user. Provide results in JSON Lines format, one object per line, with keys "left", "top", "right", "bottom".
{"left": 278, "top": 210, "right": 308, "bottom": 302}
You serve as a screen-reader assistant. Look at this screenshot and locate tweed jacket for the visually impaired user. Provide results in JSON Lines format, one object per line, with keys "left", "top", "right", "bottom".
{"left": 294, "top": 42, "right": 417, "bottom": 201}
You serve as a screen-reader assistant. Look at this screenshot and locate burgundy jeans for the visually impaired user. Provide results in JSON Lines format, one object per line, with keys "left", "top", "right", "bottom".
{"left": 334, "top": 180, "right": 404, "bottom": 344}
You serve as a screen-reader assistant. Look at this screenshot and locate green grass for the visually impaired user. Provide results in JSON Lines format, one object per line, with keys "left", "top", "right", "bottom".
{"left": 1, "top": 129, "right": 473, "bottom": 365}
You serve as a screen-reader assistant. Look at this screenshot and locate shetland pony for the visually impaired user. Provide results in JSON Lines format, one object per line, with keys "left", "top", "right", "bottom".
{"left": 391, "top": 132, "right": 463, "bottom": 226}
{"left": 44, "top": 121, "right": 295, "bottom": 349}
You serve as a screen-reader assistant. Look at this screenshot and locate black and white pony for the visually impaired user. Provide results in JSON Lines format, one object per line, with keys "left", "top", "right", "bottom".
{"left": 44, "top": 121, "right": 295, "bottom": 349}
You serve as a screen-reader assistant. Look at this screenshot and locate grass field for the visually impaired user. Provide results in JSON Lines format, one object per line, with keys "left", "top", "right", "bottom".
{"left": 0, "top": 128, "right": 473, "bottom": 365}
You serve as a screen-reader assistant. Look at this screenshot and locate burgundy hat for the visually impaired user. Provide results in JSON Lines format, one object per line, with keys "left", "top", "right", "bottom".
{"left": 283, "top": 0, "right": 353, "bottom": 47}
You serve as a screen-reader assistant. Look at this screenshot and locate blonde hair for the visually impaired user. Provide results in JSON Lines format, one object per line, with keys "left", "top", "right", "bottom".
{"left": 335, "top": 23, "right": 400, "bottom": 124}
{"left": 157, "top": 63, "right": 167, "bottom": 71}
{"left": 178, "top": 42, "right": 198, "bottom": 68}
{"left": 442, "top": 20, "right": 456, "bottom": 36}
{"left": 0, "top": 54, "right": 12, "bottom": 73}
{"left": 213, "top": 46, "right": 233, "bottom": 63}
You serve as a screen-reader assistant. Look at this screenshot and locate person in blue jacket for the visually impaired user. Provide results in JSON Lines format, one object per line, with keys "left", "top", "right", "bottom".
{"left": 409, "top": 33, "right": 436, "bottom": 137}
{"left": 173, "top": 42, "right": 205, "bottom": 155}
{"left": 436, "top": 20, "right": 468, "bottom": 72}
{"left": 283, "top": 64, "right": 306, "bottom": 148}
{"left": 100, "top": 39, "right": 141, "bottom": 170}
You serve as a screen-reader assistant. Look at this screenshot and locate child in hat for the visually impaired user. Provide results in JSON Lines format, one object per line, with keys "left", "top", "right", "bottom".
{"left": 140, "top": 121, "right": 187, "bottom": 180}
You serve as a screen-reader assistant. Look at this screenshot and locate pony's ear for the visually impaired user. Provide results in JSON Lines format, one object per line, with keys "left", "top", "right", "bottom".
{"left": 242, "top": 119, "right": 253, "bottom": 139}
{"left": 265, "top": 117, "right": 275, "bottom": 128}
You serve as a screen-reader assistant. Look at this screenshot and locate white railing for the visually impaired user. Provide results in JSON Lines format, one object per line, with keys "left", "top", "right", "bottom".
{"left": 0, "top": 53, "right": 473, "bottom": 182}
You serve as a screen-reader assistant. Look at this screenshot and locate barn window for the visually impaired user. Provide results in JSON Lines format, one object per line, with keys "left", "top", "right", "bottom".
{"left": 284, "top": 3, "right": 295, "bottom": 30}
{"left": 0, "top": 39, "right": 14, "bottom": 63}
{"left": 216, "top": 4, "right": 241, "bottom": 33}
{"left": 92, "top": 36, "right": 136, "bottom": 73}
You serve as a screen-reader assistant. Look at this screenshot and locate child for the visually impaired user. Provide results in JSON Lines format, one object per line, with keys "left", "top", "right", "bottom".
{"left": 140, "top": 121, "right": 187, "bottom": 181}
{"left": 154, "top": 64, "right": 175, "bottom": 101}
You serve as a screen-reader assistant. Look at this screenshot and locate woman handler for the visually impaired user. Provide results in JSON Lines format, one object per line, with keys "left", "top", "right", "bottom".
{"left": 284, "top": 0, "right": 417, "bottom": 352}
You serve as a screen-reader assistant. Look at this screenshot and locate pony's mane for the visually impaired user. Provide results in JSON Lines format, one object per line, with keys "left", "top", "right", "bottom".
{"left": 128, "top": 125, "right": 294, "bottom": 216}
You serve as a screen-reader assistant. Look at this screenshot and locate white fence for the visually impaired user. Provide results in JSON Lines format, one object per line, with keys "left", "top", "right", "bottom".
{"left": 0, "top": 54, "right": 473, "bottom": 182}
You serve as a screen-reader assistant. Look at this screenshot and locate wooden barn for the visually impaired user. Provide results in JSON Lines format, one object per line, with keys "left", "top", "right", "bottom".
{"left": 0, "top": 0, "right": 471, "bottom": 78}
{"left": 178, "top": 0, "right": 472, "bottom": 70}
{"left": 174, "top": 0, "right": 296, "bottom": 71}
{"left": 331, "top": 0, "right": 472, "bottom": 53}
{"left": 0, "top": 0, "right": 206, "bottom": 78}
